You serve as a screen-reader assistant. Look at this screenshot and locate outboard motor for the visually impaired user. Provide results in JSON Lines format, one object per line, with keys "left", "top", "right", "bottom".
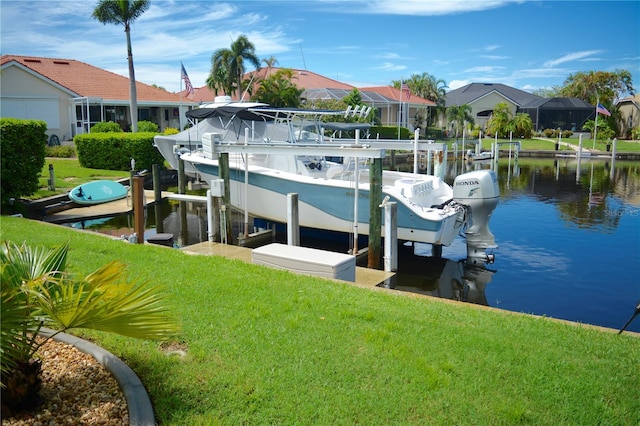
{"left": 453, "top": 170, "right": 500, "bottom": 264}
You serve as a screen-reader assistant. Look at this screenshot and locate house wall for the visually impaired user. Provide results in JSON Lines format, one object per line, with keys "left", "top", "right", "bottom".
{"left": 618, "top": 97, "right": 639, "bottom": 138}
{"left": 0, "top": 65, "right": 73, "bottom": 143}
{"left": 469, "top": 93, "right": 517, "bottom": 131}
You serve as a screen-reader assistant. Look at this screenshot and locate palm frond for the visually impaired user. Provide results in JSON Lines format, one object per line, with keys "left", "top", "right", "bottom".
{"left": 30, "top": 261, "right": 180, "bottom": 340}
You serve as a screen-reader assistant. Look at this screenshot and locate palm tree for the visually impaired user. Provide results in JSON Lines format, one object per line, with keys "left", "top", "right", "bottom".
{"left": 262, "top": 56, "right": 278, "bottom": 77}
{"left": 210, "top": 35, "right": 261, "bottom": 100}
{"left": 1, "top": 240, "right": 180, "bottom": 414}
{"left": 92, "top": 0, "right": 150, "bottom": 132}
{"left": 511, "top": 113, "right": 534, "bottom": 138}
{"left": 446, "top": 104, "right": 474, "bottom": 139}
{"left": 486, "top": 102, "right": 512, "bottom": 138}
{"left": 254, "top": 68, "right": 303, "bottom": 107}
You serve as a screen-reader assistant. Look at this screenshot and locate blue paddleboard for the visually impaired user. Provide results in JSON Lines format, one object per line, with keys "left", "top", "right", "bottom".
{"left": 68, "top": 180, "right": 128, "bottom": 205}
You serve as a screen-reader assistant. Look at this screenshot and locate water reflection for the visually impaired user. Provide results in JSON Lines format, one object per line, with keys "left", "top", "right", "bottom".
{"left": 380, "top": 245, "right": 496, "bottom": 306}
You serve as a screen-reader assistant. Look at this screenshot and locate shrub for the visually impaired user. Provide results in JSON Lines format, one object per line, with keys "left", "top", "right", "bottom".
{"left": 74, "top": 132, "right": 166, "bottom": 171}
{"left": 543, "top": 128, "right": 556, "bottom": 138}
{"left": 90, "top": 121, "right": 122, "bottom": 133}
{"left": 137, "top": 120, "right": 159, "bottom": 133}
{"left": 561, "top": 130, "right": 573, "bottom": 139}
{"left": 163, "top": 127, "right": 179, "bottom": 135}
{"left": 371, "top": 125, "right": 412, "bottom": 139}
{"left": 44, "top": 145, "right": 76, "bottom": 158}
{"left": 0, "top": 118, "right": 47, "bottom": 207}
{"left": 0, "top": 240, "right": 180, "bottom": 414}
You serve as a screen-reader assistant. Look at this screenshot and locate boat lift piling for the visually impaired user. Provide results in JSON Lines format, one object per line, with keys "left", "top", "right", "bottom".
{"left": 132, "top": 175, "right": 145, "bottom": 244}
{"left": 287, "top": 193, "right": 300, "bottom": 246}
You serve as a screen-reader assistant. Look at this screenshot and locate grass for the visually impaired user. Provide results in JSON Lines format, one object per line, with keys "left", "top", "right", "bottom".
{"left": 476, "top": 137, "right": 640, "bottom": 152}
{"left": 30, "top": 158, "right": 128, "bottom": 200}
{"left": 1, "top": 217, "right": 638, "bottom": 425}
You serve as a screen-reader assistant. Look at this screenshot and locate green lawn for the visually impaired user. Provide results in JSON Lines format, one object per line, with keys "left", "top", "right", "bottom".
{"left": 1, "top": 217, "right": 638, "bottom": 425}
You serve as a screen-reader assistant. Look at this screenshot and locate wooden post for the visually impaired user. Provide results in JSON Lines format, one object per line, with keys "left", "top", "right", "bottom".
{"left": 219, "top": 153, "right": 234, "bottom": 244}
{"left": 178, "top": 158, "right": 186, "bottom": 194}
{"left": 132, "top": 175, "right": 145, "bottom": 244}
{"left": 48, "top": 164, "right": 55, "bottom": 190}
{"left": 287, "top": 193, "right": 300, "bottom": 246}
{"left": 368, "top": 157, "right": 382, "bottom": 269}
{"left": 152, "top": 164, "right": 163, "bottom": 233}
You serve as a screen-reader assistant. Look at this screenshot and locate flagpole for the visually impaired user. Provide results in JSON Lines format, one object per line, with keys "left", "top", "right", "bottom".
{"left": 179, "top": 62, "right": 184, "bottom": 131}
{"left": 593, "top": 94, "right": 598, "bottom": 149}
{"left": 398, "top": 78, "right": 403, "bottom": 140}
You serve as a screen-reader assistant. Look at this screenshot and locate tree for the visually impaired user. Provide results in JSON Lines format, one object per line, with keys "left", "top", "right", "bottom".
{"left": 254, "top": 68, "right": 303, "bottom": 107}
{"left": 446, "top": 104, "right": 474, "bottom": 138}
{"left": 560, "top": 70, "right": 634, "bottom": 138}
{"left": 210, "top": 35, "right": 261, "bottom": 100}
{"left": 394, "top": 73, "right": 448, "bottom": 128}
{"left": 262, "top": 56, "right": 278, "bottom": 76}
{"left": 511, "top": 113, "right": 534, "bottom": 139}
{"left": 560, "top": 70, "right": 634, "bottom": 105}
{"left": 92, "top": 0, "right": 150, "bottom": 133}
{"left": 1, "top": 240, "right": 180, "bottom": 414}
{"left": 485, "top": 102, "right": 512, "bottom": 138}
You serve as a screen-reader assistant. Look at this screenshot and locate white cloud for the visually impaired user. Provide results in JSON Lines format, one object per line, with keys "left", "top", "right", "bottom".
{"left": 464, "top": 66, "right": 505, "bottom": 73}
{"left": 449, "top": 79, "right": 472, "bottom": 90}
{"left": 362, "top": 0, "right": 520, "bottom": 16}
{"left": 543, "top": 50, "right": 602, "bottom": 68}
{"left": 373, "top": 62, "right": 407, "bottom": 72}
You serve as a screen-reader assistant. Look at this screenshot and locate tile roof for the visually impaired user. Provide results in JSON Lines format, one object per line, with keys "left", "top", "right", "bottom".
{"left": 1, "top": 54, "right": 189, "bottom": 104}
{"left": 182, "top": 67, "right": 435, "bottom": 106}
{"left": 360, "top": 86, "right": 436, "bottom": 106}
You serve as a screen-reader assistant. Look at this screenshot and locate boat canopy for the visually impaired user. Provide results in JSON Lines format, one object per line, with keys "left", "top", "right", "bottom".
{"left": 186, "top": 105, "right": 347, "bottom": 122}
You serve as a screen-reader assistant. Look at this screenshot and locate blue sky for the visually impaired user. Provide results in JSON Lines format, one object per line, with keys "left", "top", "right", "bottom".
{"left": 2, "top": 1, "right": 638, "bottom": 94}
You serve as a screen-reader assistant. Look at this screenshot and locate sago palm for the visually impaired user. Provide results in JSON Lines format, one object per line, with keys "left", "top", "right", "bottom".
{"left": 0, "top": 240, "right": 180, "bottom": 414}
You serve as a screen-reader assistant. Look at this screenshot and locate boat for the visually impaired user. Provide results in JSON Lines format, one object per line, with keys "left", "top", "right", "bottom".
{"left": 154, "top": 106, "right": 500, "bottom": 263}
{"left": 465, "top": 149, "right": 493, "bottom": 162}
{"left": 153, "top": 96, "right": 267, "bottom": 175}
{"left": 68, "top": 180, "right": 128, "bottom": 205}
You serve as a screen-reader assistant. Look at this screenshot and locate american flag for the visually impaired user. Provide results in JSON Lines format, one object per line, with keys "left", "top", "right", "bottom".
{"left": 181, "top": 63, "right": 194, "bottom": 95}
{"left": 596, "top": 103, "right": 611, "bottom": 116}
{"left": 401, "top": 82, "right": 411, "bottom": 100}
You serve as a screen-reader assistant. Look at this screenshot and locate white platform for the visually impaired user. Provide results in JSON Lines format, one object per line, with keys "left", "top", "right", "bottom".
{"left": 252, "top": 243, "right": 356, "bottom": 282}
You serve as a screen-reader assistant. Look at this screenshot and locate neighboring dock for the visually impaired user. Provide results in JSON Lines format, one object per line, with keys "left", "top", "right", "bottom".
{"left": 44, "top": 190, "right": 169, "bottom": 224}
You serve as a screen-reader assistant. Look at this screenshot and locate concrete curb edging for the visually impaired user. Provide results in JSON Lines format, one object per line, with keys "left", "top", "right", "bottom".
{"left": 40, "top": 328, "right": 155, "bottom": 426}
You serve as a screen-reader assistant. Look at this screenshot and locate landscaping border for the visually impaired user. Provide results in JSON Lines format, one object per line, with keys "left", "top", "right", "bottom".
{"left": 39, "top": 328, "right": 155, "bottom": 426}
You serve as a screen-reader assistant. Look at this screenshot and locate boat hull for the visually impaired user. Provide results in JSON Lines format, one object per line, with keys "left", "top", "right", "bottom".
{"left": 190, "top": 158, "right": 463, "bottom": 246}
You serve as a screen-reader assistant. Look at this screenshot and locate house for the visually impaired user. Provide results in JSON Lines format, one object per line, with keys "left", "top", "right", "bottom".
{"left": 444, "top": 82, "right": 606, "bottom": 134}
{"left": 1, "top": 55, "right": 198, "bottom": 144}
{"left": 617, "top": 94, "right": 640, "bottom": 138}
{"left": 444, "top": 83, "right": 543, "bottom": 132}
{"left": 185, "top": 67, "right": 436, "bottom": 131}
{"left": 518, "top": 97, "right": 595, "bottom": 132}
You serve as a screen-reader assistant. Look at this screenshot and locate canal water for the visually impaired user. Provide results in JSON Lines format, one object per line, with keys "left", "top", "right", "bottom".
{"left": 68, "top": 157, "right": 640, "bottom": 333}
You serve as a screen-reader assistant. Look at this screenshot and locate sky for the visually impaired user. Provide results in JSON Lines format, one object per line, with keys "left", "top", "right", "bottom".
{"left": 1, "top": 0, "right": 639, "bottom": 95}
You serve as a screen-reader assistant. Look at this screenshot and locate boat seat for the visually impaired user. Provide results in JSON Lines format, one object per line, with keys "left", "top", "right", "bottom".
{"left": 326, "top": 165, "right": 346, "bottom": 179}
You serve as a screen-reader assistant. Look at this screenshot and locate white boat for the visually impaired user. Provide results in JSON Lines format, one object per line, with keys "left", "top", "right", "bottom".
{"left": 153, "top": 96, "right": 268, "bottom": 175}
{"left": 154, "top": 106, "right": 500, "bottom": 263}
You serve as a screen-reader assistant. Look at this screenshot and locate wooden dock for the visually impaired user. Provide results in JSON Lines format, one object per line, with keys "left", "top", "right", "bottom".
{"left": 182, "top": 241, "right": 395, "bottom": 288}
{"left": 43, "top": 189, "right": 396, "bottom": 288}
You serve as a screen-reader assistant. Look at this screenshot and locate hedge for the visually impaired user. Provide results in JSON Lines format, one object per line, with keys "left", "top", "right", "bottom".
{"left": 74, "top": 132, "right": 166, "bottom": 171}
{"left": 0, "top": 118, "right": 47, "bottom": 207}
